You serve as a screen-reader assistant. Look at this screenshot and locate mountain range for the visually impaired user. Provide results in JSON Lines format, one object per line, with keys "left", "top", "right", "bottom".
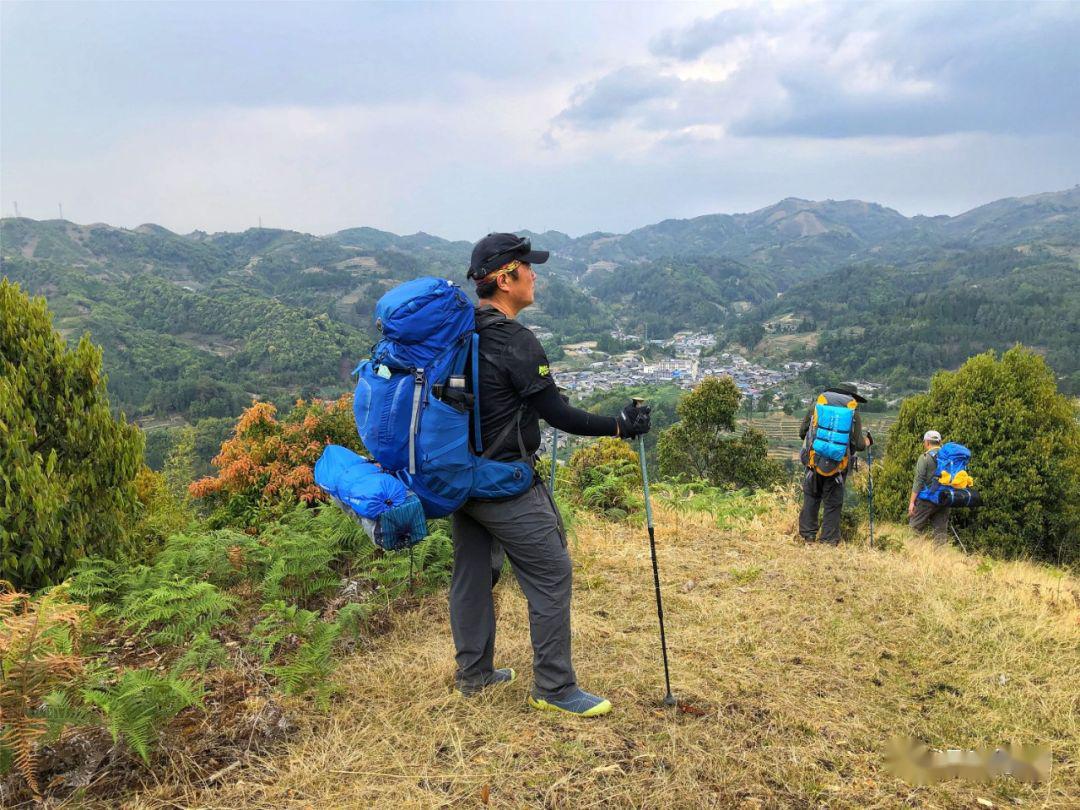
{"left": 2, "top": 186, "right": 1078, "bottom": 425}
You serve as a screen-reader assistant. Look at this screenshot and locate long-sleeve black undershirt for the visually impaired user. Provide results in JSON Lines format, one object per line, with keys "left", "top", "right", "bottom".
{"left": 526, "top": 385, "right": 618, "bottom": 437}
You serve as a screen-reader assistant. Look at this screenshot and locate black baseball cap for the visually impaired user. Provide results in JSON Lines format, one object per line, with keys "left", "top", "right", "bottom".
{"left": 468, "top": 232, "right": 549, "bottom": 279}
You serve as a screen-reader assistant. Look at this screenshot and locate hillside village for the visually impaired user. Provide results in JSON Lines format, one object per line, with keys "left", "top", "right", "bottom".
{"left": 542, "top": 329, "right": 818, "bottom": 401}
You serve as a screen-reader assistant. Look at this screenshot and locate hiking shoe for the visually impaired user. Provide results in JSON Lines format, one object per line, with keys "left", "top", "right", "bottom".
{"left": 457, "top": 668, "right": 516, "bottom": 697}
{"left": 527, "top": 688, "right": 611, "bottom": 717}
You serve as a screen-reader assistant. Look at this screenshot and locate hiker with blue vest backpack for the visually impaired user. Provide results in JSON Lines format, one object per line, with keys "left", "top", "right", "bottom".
{"left": 797, "top": 384, "right": 873, "bottom": 545}
{"left": 909, "top": 430, "right": 951, "bottom": 544}
{"left": 449, "top": 233, "right": 650, "bottom": 717}
{"left": 910, "top": 433, "right": 982, "bottom": 544}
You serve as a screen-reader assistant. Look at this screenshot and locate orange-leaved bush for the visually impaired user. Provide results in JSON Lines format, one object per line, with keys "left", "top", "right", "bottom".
{"left": 189, "top": 396, "right": 361, "bottom": 513}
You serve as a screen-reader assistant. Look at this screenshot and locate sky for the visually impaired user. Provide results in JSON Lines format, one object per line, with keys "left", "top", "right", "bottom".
{"left": 2, "top": 0, "right": 1078, "bottom": 240}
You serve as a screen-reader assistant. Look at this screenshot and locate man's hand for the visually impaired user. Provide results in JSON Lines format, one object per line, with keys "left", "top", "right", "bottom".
{"left": 866, "top": 431, "right": 874, "bottom": 446}
{"left": 908, "top": 497, "right": 916, "bottom": 516}
{"left": 616, "top": 401, "right": 651, "bottom": 439}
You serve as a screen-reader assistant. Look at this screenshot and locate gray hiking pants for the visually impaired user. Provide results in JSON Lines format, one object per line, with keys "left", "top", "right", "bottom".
{"left": 909, "top": 499, "right": 951, "bottom": 545}
{"left": 799, "top": 468, "right": 846, "bottom": 544}
{"left": 450, "top": 479, "right": 576, "bottom": 700}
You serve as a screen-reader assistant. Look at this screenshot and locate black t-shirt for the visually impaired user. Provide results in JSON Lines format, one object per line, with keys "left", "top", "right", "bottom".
{"left": 471, "top": 305, "right": 556, "bottom": 462}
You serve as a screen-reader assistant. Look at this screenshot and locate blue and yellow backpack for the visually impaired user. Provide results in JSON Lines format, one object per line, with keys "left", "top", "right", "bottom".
{"left": 917, "top": 442, "right": 982, "bottom": 507}
{"left": 800, "top": 390, "right": 858, "bottom": 476}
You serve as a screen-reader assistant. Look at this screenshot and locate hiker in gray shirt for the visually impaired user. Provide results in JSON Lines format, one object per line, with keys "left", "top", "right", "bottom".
{"left": 909, "top": 430, "right": 951, "bottom": 544}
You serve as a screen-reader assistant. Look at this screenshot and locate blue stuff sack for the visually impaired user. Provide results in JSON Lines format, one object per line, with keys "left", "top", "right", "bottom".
{"left": 314, "top": 445, "right": 429, "bottom": 550}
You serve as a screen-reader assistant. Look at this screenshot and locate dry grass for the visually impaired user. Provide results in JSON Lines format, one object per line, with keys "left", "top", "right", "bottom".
{"left": 119, "top": 494, "right": 1078, "bottom": 809}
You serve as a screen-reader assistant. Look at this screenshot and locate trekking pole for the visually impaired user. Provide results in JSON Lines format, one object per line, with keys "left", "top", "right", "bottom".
{"left": 631, "top": 397, "right": 676, "bottom": 708}
{"left": 866, "top": 438, "right": 875, "bottom": 549}
{"left": 549, "top": 428, "right": 558, "bottom": 493}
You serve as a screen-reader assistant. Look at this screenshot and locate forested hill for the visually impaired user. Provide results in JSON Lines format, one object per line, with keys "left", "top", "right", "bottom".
{"left": 2, "top": 186, "right": 1079, "bottom": 424}
{"left": 735, "top": 246, "right": 1080, "bottom": 394}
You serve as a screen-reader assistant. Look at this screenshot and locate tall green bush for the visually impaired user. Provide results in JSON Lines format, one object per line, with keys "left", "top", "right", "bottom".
{"left": 1, "top": 280, "right": 143, "bottom": 587}
{"left": 876, "top": 347, "right": 1080, "bottom": 562}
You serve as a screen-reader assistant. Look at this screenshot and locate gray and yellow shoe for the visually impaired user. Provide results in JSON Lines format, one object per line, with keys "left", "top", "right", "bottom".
{"left": 457, "top": 668, "right": 517, "bottom": 697}
{"left": 527, "top": 687, "right": 611, "bottom": 717}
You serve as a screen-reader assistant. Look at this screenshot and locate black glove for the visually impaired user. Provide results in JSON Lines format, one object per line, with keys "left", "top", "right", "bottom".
{"left": 616, "top": 401, "right": 651, "bottom": 439}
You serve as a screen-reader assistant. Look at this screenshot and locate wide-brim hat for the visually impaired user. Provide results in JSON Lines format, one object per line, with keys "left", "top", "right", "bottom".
{"left": 468, "top": 232, "right": 549, "bottom": 279}
{"left": 826, "top": 383, "right": 868, "bottom": 403}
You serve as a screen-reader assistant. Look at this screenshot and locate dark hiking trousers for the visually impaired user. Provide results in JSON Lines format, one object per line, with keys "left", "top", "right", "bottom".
{"left": 450, "top": 479, "right": 577, "bottom": 700}
{"left": 799, "top": 468, "right": 847, "bottom": 544}
{"left": 909, "top": 499, "right": 951, "bottom": 545}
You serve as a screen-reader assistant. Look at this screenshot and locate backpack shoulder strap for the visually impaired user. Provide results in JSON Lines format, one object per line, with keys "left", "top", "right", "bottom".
{"left": 480, "top": 404, "right": 528, "bottom": 461}
{"left": 470, "top": 333, "right": 483, "bottom": 453}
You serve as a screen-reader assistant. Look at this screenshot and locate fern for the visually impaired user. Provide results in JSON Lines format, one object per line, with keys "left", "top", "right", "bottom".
{"left": 267, "top": 621, "right": 341, "bottom": 707}
{"left": 41, "top": 689, "right": 98, "bottom": 743}
{"left": 152, "top": 528, "right": 270, "bottom": 587}
{"left": 252, "top": 600, "right": 341, "bottom": 707}
{"left": 335, "top": 601, "right": 374, "bottom": 638}
{"left": 65, "top": 557, "right": 122, "bottom": 609}
{"left": 364, "top": 528, "right": 454, "bottom": 602}
{"left": 311, "top": 503, "right": 376, "bottom": 558}
{"left": 251, "top": 600, "right": 317, "bottom": 662}
{"left": 410, "top": 529, "right": 453, "bottom": 591}
{"left": 120, "top": 577, "right": 235, "bottom": 646}
{"left": 261, "top": 524, "right": 339, "bottom": 604}
{"left": 0, "top": 583, "right": 87, "bottom": 794}
{"left": 170, "top": 630, "right": 228, "bottom": 676}
{"left": 82, "top": 669, "right": 204, "bottom": 764}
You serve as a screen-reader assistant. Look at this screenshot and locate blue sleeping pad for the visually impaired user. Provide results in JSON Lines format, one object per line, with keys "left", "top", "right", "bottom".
{"left": 313, "top": 445, "right": 428, "bottom": 550}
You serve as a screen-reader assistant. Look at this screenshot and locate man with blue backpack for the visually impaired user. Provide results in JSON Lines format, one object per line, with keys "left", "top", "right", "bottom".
{"left": 797, "top": 384, "right": 873, "bottom": 545}
{"left": 909, "top": 430, "right": 951, "bottom": 544}
{"left": 327, "top": 233, "right": 648, "bottom": 717}
{"left": 450, "top": 232, "right": 651, "bottom": 717}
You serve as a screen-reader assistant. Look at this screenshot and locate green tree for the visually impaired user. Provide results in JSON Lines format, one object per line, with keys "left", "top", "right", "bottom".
{"left": 657, "top": 377, "right": 785, "bottom": 489}
{"left": 162, "top": 426, "right": 197, "bottom": 504}
{"left": 876, "top": 347, "right": 1080, "bottom": 562}
{"left": 0, "top": 280, "right": 144, "bottom": 587}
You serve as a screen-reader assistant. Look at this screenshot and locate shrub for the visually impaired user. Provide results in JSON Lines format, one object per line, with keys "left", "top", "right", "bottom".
{"left": 123, "top": 467, "right": 194, "bottom": 564}
{"left": 876, "top": 347, "right": 1080, "bottom": 562}
{"left": 1, "top": 280, "right": 144, "bottom": 588}
{"left": 567, "top": 438, "right": 642, "bottom": 519}
{"left": 657, "top": 376, "right": 785, "bottom": 490}
{"left": 189, "top": 396, "right": 361, "bottom": 526}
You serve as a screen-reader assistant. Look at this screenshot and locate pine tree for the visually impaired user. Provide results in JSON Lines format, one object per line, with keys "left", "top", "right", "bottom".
{"left": 1, "top": 280, "right": 144, "bottom": 587}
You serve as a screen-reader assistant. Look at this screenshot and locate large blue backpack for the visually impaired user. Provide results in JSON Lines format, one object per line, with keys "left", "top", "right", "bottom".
{"left": 917, "top": 442, "right": 982, "bottom": 507}
{"left": 351, "top": 277, "right": 534, "bottom": 517}
{"left": 800, "top": 390, "right": 858, "bottom": 476}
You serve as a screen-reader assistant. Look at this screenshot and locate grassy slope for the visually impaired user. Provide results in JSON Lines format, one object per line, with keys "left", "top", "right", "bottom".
{"left": 125, "top": 494, "right": 1078, "bottom": 809}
